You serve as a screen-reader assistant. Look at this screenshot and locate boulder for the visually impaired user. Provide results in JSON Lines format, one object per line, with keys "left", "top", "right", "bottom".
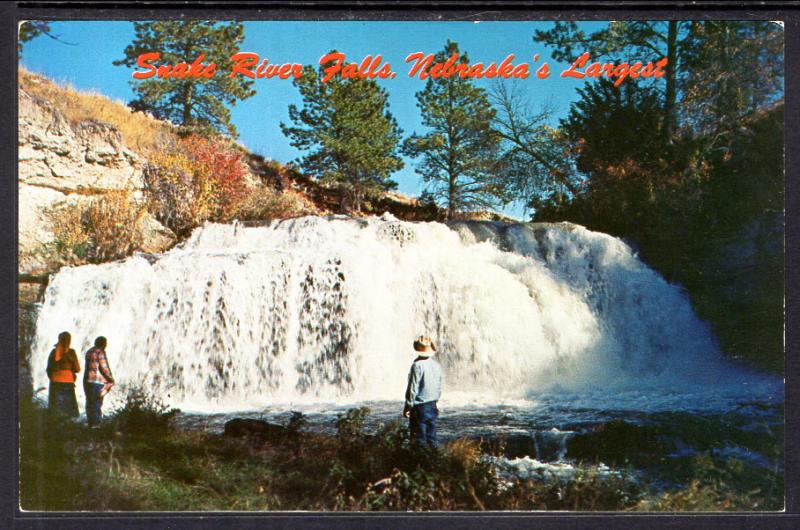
{"left": 566, "top": 420, "right": 674, "bottom": 466}
{"left": 137, "top": 211, "right": 176, "bottom": 253}
{"left": 479, "top": 433, "right": 538, "bottom": 459}
{"left": 223, "top": 418, "right": 287, "bottom": 440}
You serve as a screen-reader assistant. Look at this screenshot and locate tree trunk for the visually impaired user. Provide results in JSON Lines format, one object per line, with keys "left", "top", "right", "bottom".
{"left": 664, "top": 21, "right": 678, "bottom": 140}
{"left": 352, "top": 173, "right": 363, "bottom": 214}
{"left": 447, "top": 174, "right": 456, "bottom": 220}
{"left": 182, "top": 82, "right": 193, "bottom": 126}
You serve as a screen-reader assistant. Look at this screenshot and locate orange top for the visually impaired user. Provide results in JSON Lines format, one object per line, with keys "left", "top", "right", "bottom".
{"left": 50, "top": 370, "right": 77, "bottom": 383}
{"left": 47, "top": 347, "right": 80, "bottom": 383}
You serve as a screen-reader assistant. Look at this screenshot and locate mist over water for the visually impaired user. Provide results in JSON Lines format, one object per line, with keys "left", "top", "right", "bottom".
{"left": 31, "top": 215, "right": 780, "bottom": 413}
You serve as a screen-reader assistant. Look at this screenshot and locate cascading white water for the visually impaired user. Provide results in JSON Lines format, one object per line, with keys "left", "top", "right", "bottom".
{"left": 31, "top": 215, "right": 741, "bottom": 412}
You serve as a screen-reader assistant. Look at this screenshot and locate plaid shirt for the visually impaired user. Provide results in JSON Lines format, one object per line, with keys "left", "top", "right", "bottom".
{"left": 84, "top": 347, "right": 114, "bottom": 385}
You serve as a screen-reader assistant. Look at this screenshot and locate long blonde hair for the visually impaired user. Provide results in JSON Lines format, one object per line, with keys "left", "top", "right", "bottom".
{"left": 54, "top": 331, "right": 71, "bottom": 362}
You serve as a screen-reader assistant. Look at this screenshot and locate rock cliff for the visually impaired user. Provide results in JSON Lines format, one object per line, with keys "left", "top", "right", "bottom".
{"left": 18, "top": 89, "right": 174, "bottom": 273}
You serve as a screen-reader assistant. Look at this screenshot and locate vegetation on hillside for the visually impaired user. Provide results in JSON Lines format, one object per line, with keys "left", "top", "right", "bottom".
{"left": 20, "top": 68, "right": 175, "bottom": 156}
{"left": 145, "top": 134, "right": 251, "bottom": 235}
{"left": 42, "top": 191, "right": 146, "bottom": 266}
{"left": 20, "top": 68, "right": 316, "bottom": 268}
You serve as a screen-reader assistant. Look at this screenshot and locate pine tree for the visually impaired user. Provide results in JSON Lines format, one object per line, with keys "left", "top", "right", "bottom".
{"left": 114, "top": 21, "right": 255, "bottom": 137}
{"left": 679, "top": 21, "right": 784, "bottom": 137}
{"left": 562, "top": 79, "right": 665, "bottom": 200}
{"left": 18, "top": 21, "right": 50, "bottom": 56}
{"left": 18, "top": 21, "right": 74, "bottom": 57}
{"left": 535, "top": 21, "right": 682, "bottom": 138}
{"left": 403, "top": 41, "right": 505, "bottom": 220}
{"left": 280, "top": 57, "right": 403, "bottom": 213}
{"left": 534, "top": 21, "right": 783, "bottom": 141}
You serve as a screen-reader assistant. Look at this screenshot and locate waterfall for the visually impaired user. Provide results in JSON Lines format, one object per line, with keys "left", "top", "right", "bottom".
{"left": 31, "top": 215, "right": 735, "bottom": 412}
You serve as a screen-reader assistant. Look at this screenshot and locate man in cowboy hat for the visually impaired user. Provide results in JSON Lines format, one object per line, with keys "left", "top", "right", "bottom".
{"left": 403, "top": 335, "right": 443, "bottom": 447}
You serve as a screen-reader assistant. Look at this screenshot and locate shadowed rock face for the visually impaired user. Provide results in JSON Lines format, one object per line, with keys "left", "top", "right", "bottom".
{"left": 18, "top": 89, "right": 174, "bottom": 273}
{"left": 691, "top": 210, "right": 784, "bottom": 371}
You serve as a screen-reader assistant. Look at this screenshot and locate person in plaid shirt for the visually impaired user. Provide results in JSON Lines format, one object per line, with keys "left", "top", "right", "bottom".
{"left": 83, "top": 336, "right": 115, "bottom": 427}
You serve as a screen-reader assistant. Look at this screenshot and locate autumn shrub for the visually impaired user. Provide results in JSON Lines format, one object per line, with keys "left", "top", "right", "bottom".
{"left": 110, "top": 385, "right": 179, "bottom": 438}
{"left": 233, "top": 186, "right": 315, "bottom": 222}
{"left": 82, "top": 191, "right": 146, "bottom": 262}
{"left": 145, "top": 134, "right": 250, "bottom": 235}
{"left": 44, "top": 191, "right": 145, "bottom": 266}
{"left": 45, "top": 200, "right": 89, "bottom": 264}
{"left": 329, "top": 407, "right": 503, "bottom": 511}
{"left": 499, "top": 468, "right": 642, "bottom": 511}
{"left": 636, "top": 453, "right": 784, "bottom": 511}
{"left": 186, "top": 135, "right": 250, "bottom": 220}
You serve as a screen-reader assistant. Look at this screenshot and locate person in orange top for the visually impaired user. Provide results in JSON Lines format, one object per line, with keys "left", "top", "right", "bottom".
{"left": 46, "top": 331, "right": 80, "bottom": 418}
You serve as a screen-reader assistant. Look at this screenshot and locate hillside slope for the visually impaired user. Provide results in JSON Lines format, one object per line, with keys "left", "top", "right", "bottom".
{"left": 19, "top": 69, "right": 487, "bottom": 276}
{"left": 18, "top": 80, "right": 176, "bottom": 274}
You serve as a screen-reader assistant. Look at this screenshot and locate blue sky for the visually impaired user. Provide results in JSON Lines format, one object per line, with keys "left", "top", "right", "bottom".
{"left": 21, "top": 20, "right": 610, "bottom": 218}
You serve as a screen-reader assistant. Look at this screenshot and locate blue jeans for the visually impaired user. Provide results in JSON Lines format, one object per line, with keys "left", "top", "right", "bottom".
{"left": 84, "top": 382, "right": 105, "bottom": 426}
{"left": 409, "top": 401, "right": 438, "bottom": 447}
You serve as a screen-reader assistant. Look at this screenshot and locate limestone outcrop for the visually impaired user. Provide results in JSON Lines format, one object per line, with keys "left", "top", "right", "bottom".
{"left": 18, "top": 89, "right": 175, "bottom": 273}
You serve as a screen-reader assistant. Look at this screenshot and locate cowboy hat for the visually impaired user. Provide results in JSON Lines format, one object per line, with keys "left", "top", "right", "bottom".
{"left": 413, "top": 335, "right": 437, "bottom": 354}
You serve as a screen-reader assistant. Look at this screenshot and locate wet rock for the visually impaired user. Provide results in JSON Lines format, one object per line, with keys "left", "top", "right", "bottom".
{"left": 224, "top": 418, "right": 287, "bottom": 440}
{"left": 567, "top": 420, "right": 674, "bottom": 466}
{"left": 503, "top": 434, "right": 539, "bottom": 459}
{"left": 480, "top": 433, "right": 538, "bottom": 459}
{"left": 376, "top": 221, "right": 416, "bottom": 246}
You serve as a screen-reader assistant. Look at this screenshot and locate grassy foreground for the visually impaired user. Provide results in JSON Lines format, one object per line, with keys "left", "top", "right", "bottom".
{"left": 19, "top": 391, "right": 783, "bottom": 512}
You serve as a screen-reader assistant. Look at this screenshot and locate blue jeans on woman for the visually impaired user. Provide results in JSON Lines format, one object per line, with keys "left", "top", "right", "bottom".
{"left": 409, "top": 401, "right": 438, "bottom": 447}
{"left": 49, "top": 382, "right": 78, "bottom": 418}
{"left": 84, "top": 382, "right": 105, "bottom": 426}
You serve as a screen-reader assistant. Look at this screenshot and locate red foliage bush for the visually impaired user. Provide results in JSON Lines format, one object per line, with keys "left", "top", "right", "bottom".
{"left": 181, "top": 135, "right": 249, "bottom": 221}
{"left": 146, "top": 134, "right": 251, "bottom": 234}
